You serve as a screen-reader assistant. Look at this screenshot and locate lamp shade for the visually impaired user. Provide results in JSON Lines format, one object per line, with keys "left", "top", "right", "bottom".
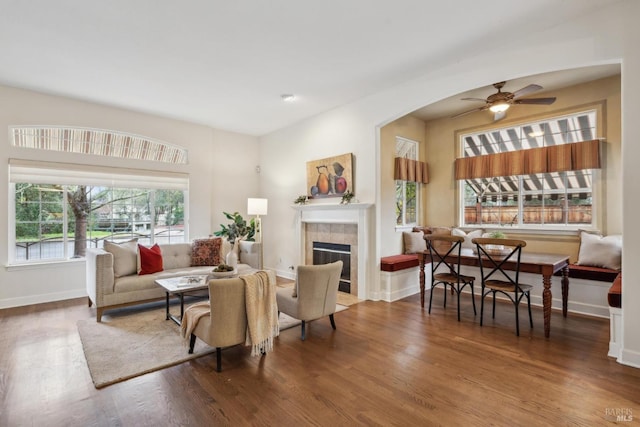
{"left": 247, "top": 198, "right": 268, "bottom": 216}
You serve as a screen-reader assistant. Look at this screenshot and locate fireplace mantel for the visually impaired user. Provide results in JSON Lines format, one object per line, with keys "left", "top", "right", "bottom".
{"left": 292, "top": 202, "right": 374, "bottom": 299}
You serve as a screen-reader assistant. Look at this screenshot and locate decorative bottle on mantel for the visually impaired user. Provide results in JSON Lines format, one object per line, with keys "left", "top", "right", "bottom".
{"left": 226, "top": 243, "right": 238, "bottom": 268}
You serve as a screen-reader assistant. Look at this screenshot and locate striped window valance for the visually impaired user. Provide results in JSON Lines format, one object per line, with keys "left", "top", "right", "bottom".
{"left": 394, "top": 157, "right": 429, "bottom": 183}
{"left": 454, "top": 139, "right": 601, "bottom": 180}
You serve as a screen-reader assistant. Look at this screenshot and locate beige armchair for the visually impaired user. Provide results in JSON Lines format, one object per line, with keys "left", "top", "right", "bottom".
{"left": 188, "top": 277, "right": 248, "bottom": 372}
{"left": 276, "top": 260, "right": 343, "bottom": 341}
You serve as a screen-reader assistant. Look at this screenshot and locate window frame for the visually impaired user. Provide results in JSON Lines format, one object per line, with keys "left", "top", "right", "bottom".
{"left": 8, "top": 160, "right": 189, "bottom": 265}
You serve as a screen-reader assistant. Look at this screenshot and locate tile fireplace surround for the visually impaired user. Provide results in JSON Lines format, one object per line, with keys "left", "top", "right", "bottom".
{"left": 293, "top": 203, "right": 373, "bottom": 300}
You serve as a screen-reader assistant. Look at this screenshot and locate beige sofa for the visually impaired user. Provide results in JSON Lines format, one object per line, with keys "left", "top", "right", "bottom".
{"left": 86, "top": 240, "right": 262, "bottom": 321}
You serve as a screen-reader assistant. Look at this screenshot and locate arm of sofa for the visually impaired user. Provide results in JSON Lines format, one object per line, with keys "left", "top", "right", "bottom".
{"left": 85, "top": 248, "right": 116, "bottom": 309}
{"left": 238, "top": 241, "right": 262, "bottom": 270}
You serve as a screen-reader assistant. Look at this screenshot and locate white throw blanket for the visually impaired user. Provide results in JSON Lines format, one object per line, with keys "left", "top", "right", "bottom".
{"left": 180, "top": 300, "right": 210, "bottom": 343}
{"left": 241, "top": 271, "right": 279, "bottom": 356}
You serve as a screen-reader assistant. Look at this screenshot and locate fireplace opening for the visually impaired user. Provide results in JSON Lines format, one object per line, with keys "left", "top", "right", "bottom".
{"left": 312, "top": 242, "right": 351, "bottom": 293}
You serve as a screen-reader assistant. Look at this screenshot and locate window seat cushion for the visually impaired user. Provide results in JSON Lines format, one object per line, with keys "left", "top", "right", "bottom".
{"left": 381, "top": 254, "right": 419, "bottom": 272}
{"left": 553, "top": 264, "right": 619, "bottom": 282}
{"left": 608, "top": 273, "right": 622, "bottom": 308}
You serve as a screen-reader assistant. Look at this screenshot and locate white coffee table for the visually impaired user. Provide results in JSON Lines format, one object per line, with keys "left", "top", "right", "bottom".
{"left": 155, "top": 275, "right": 210, "bottom": 325}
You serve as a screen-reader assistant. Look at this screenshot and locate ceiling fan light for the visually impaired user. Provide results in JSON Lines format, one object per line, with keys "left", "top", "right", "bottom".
{"left": 489, "top": 102, "right": 510, "bottom": 113}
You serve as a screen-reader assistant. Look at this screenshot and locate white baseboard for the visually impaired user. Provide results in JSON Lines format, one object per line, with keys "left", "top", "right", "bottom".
{"left": 0, "top": 289, "right": 87, "bottom": 310}
{"left": 608, "top": 307, "right": 622, "bottom": 358}
{"left": 620, "top": 348, "right": 640, "bottom": 369}
{"left": 380, "top": 267, "right": 423, "bottom": 302}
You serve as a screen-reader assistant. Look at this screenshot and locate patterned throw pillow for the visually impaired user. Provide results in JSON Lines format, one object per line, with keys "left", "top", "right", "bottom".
{"left": 103, "top": 239, "right": 138, "bottom": 277}
{"left": 191, "top": 237, "right": 223, "bottom": 266}
{"left": 138, "top": 244, "right": 164, "bottom": 275}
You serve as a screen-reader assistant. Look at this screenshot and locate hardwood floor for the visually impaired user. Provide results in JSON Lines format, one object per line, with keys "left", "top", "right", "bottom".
{"left": 1, "top": 290, "right": 638, "bottom": 426}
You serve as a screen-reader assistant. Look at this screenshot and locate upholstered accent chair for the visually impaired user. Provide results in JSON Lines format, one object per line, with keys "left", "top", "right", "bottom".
{"left": 187, "top": 278, "right": 249, "bottom": 372}
{"left": 276, "top": 261, "right": 343, "bottom": 341}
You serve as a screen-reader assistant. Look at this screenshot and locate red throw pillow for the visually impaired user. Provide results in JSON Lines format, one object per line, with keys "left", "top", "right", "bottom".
{"left": 138, "top": 244, "right": 163, "bottom": 275}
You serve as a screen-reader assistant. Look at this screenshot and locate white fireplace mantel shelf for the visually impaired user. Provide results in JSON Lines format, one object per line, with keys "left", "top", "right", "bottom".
{"left": 292, "top": 203, "right": 373, "bottom": 224}
{"left": 292, "top": 202, "right": 372, "bottom": 211}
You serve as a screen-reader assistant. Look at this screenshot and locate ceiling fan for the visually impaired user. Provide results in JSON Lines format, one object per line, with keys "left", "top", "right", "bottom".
{"left": 451, "top": 81, "right": 556, "bottom": 121}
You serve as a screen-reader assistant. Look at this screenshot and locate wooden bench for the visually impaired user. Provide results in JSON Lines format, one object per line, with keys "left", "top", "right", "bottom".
{"left": 380, "top": 254, "right": 422, "bottom": 302}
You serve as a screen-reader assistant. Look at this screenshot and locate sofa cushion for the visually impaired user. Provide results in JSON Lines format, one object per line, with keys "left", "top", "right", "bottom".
{"left": 576, "top": 231, "right": 622, "bottom": 270}
{"left": 160, "top": 243, "right": 193, "bottom": 270}
{"left": 103, "top": 239, "right": 138, "bottom": 278}
{"left": 403, "top": 231, "right": 427, "bottom": 254}
{"left": 191, "top": 237, "right": 223, "bottom": 266}
{"left": 138, "top": 244, "right": 164, "bottom": 275}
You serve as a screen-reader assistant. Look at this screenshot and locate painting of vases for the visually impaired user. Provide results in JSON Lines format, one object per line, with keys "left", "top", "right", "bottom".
{"left": 306, "top": 153, "right": 353, "bottom": 199}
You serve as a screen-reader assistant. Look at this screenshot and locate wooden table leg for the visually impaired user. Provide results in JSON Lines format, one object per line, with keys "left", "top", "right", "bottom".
{"left": 418, "top": 253, "right": 425, "bottom": 308}
{"left": 543, "top": 274, "right": 552, "bottom": 338}
{"left": 562, "top": 265, "right": 569, "bottom": 318}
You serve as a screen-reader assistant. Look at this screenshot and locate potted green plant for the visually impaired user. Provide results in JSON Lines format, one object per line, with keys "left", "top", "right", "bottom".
{"left": 487, "top": 230, "right": 507, "bottom": 252}
{"left": 294, "top": 195, "right": 308, "bottom": 205}
{"left": 213, "top": 212, "right": 256, "bottom": 268}
{"left": 340, "top": 190, "right": 355, "bottom": 205}
{"left": 488, "top": 230, "right": 506, "bottom": 239}
{"left": 214, "top": 212, "right": 256, "bottom": 246}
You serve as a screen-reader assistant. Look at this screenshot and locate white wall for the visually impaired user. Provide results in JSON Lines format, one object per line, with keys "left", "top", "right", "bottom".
{"left": 0, "top": 85, "right": 259, "bottom": 308}
{"left": 259, "top": 1, "right": 640, "bottom": 367}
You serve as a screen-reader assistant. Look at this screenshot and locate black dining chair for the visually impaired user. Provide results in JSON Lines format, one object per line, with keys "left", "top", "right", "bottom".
{"left": 472, "top": 237, "right": 533, "bottom": 336}
{"left": 424, "top": 235, "right": 476, "bottom": 321}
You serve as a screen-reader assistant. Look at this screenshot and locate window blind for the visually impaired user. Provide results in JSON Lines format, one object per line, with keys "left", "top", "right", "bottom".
{"left": 9, "top": 159, "right": 189, "bottom": 190}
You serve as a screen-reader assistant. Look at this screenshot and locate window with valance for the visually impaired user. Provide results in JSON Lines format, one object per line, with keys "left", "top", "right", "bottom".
{"left": 395, "top": 137, "right": 427, "bottom": 226}
{"left": 456, "top": 109, "right": 600, "bottom": 228}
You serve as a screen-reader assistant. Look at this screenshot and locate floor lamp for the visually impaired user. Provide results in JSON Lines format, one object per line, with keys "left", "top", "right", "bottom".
{"left": 247, "top": 198, "right": 268, "bottom": 268}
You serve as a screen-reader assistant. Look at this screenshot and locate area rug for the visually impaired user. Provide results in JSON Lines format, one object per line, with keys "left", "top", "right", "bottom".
{"left": 78, "top": 305, "right": 346, "bottom": 388}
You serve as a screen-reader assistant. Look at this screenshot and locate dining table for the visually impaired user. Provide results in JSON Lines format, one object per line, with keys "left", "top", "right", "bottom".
{"left": 416, "top": 250, "right": 570, "bottom": 338}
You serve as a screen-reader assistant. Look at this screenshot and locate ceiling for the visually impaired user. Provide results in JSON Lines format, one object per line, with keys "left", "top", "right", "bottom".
{"left": 0, "top": 1, "right": 623, "bottom": 136}
{"left": 410, "top": 64, "right": 621, "bottom": 122}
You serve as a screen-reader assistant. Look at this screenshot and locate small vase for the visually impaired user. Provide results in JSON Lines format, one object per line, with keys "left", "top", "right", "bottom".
{"left": 226, "top": 249, "right": 238, "bottom": 268}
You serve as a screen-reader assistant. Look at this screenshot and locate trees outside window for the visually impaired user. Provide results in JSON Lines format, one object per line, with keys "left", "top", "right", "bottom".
{"left": 395, "top": 137, "right": 420, "bottom": 227}
{"left": 13, "top": 183, "right": 185, "bottom": 262}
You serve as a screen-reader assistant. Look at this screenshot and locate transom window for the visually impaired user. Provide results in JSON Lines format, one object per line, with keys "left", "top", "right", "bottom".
{"left": 459, "top": 110, "right": 597, "bottom": 229}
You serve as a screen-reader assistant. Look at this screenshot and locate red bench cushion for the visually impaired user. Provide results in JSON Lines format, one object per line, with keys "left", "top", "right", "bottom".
{"left": 608, "top": 273, "right": 622, "bottom": 308}
{"left": 381, "top": 254, "right": 419, "bottom": 272}
{"left": 554, "top": 264, "right": 619, "bottom": 282}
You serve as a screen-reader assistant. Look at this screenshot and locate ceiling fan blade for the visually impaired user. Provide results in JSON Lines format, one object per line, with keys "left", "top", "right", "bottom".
{"left": 514, "top": 97, "right": 556, "bottom": 105}
{"left": 451, "top": 106, "right": 486, "bottom": 118}
{"left": 512, "top": 84, "right": 542, "bottom": 99}
{"left": 460, "top": 97, "right": 488, "bottom": 102}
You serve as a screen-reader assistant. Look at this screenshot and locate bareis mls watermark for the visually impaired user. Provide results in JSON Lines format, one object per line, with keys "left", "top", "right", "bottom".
{"left": 605, "top": 407, "right": 633, "bottom": 422}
